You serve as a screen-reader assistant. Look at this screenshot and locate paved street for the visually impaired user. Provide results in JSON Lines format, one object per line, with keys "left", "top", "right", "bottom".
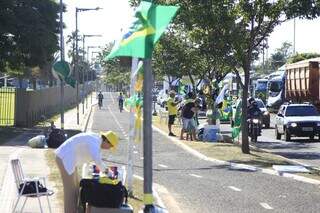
{"left": 90, "top": 92, "right": 320, "bottom": 213}
{"left": 256, "top": 114, "right": 320, "bottom": 168}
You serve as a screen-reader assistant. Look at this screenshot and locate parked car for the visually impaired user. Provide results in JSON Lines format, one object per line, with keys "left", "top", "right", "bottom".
{"left": 255, "top": 98, "right": 270, "bottom": 128}
{"left": 275, "top": 103, "right": 320, "bottom": 141}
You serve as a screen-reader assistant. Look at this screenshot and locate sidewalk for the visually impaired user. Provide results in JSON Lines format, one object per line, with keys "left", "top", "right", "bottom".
{"left": 0, "top": 94, "right": 96, "bottom": 212}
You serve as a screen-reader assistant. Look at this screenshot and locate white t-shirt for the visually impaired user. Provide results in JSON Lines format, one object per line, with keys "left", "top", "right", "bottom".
{"left": 55, "top": 132, "right": 106, "bottom": 175}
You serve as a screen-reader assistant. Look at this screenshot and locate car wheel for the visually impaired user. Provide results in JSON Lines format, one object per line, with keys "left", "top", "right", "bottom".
{"left": 284, "top": 128, "right": 291, "bottom": 141}
{"left": 275, "top": 126, "right": 281, "bottom": 140}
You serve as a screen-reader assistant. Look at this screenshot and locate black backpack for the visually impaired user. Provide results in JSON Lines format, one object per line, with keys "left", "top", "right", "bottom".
{"left": 80, "top": 179, "right": 128, "bottom": 209}
{"left": 47, "top": 129, "right": 66, "bottom": 148}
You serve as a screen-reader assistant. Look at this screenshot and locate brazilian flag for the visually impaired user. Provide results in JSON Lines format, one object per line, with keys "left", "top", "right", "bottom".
{"left": 232, "top": 100, "right": 242, "bottom": 139}
{"left": 106, "top": 1, "right": 179, "bottom": 60}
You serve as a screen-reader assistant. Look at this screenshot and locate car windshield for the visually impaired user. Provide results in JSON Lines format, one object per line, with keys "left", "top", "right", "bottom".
{"left": 256, "top": 81, "right": 267, "bottom": 91}
{"left": 269, "top": 81, "right": 282, "bottom": 93}
{"left": 285, "top": 106, "right": 320, "bottom": 116}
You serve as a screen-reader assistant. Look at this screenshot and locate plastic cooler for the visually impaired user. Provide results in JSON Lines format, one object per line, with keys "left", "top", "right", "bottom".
{"left": 203, "top": 125, "right": 219, "bottom": 142}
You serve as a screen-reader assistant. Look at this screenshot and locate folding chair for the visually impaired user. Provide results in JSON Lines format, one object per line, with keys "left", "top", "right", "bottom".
{"left": 11, "top": 159, "right": 53, "bottom": 213}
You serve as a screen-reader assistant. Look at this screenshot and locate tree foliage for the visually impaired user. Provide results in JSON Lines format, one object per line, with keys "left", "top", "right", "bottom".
{"left": 98, "top": 43, "right": 130, "bottom": 89}
{"left": 0, "top": 0, "right": 60, "bottom": 80}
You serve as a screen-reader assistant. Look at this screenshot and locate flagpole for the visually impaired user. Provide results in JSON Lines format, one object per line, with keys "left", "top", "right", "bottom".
{"left": 142, "top": 58, "right": 154, "bottom": 212}
{"left": 59, "top": 0, "right": 65, "bottom": 129}
{"left": 128, "top": 57, "right": 139, "bottom": 195}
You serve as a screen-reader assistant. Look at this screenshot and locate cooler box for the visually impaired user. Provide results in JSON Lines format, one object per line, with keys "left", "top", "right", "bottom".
{"left": 203, "top": 125, "right": 219, "bottom": 142}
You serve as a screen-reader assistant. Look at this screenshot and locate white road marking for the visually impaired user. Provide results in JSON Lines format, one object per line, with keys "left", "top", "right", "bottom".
{"left": 133, "top": 151, "right": 138, "bottom": 154}
{"left": 189, "top": 173, "right": 202, "bottom": 178}
{"left": 109, "top": 92, "right": 115, "bottom": 104}
{"left": 228, "top": 186, "right": 242, "bottom": 192}
{"left": 158, "top": 164, "right": 168, "bottom": 168}
{"left": 260, "top": 202, "right": 273, "bottom": 210}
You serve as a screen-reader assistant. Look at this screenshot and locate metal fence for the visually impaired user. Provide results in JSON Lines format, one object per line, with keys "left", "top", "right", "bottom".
{"left": 0, "top": 87, "right": 16, "bottom": 126}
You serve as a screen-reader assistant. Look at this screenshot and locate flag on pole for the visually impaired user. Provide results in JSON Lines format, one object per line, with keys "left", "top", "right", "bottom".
{"left": 214, "top": 84, "right": 228, "bottom": 106}
{"left": 105, "top": 1, "right": 179, "bottom": 60}
{"left": 52, "top": 60, "right": 76, "bottom": 88}
{"left": 232, "top": 99, "right": 242, "bottom": 139}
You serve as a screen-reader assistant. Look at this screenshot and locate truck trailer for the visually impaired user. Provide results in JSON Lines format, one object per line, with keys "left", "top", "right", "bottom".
{"left": 285, "top": 57, "right": 320, "bottom": 108}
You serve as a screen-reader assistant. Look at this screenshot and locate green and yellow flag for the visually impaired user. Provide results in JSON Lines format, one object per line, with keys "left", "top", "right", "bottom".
{"left": 106, "top": 1, "right": 179, "bottom": 60}
{"left": 232, "top": 100, "right": 242, "bottom": 139}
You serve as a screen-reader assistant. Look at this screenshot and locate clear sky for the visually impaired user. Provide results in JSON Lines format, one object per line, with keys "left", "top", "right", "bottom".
{"left": 61, "top": 0, "right": 320, "bottom": 61}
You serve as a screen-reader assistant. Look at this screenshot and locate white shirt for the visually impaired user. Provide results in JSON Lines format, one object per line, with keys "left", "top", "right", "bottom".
{"left": 55, "top": 132, "right": 106, "bottom": 175}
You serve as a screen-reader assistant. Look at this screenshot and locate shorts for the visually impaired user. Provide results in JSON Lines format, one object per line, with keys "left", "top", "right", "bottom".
{"left": 168, "top": 115, "right": 176, "bottom": 125}
{"left": 182, "top": 118, "right": 196, "bottom": 131}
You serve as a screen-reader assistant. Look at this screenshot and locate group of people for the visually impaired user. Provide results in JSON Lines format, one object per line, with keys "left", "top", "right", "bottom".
{"left": 97, "top": 91, "right": 124, "bottom": 112}
{"left": 167, "top": 90, "right": 201, "bottom": 141}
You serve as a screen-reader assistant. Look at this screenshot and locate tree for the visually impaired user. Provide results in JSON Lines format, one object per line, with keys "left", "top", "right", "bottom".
{"left": 270, "top": 41, "right": 293, "bottom": 70}
{"left": 288, "top": 52, "right": 320, "bottom": 63}
{"left": 228, "top": 0, "right": 320, "bottom": 153}
{"left": 98, "top": 43, "right": 130, "bottom": 90}
{"left": 128, "top": 0, "right": 320, "bottom": 153}
{"left": 0, "top": 0, "right": 60, "bottom": 81}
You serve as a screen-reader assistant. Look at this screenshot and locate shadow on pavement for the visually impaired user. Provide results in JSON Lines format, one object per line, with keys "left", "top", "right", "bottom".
{"left": 273, "top": 151, "right": 320, "bottom": 160}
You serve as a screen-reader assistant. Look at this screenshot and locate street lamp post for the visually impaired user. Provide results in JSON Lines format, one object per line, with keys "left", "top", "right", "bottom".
{"left": 87, "top": 47, "right": 101, "bottom": 104}
{"left": 82, "top": 35, "right": 102, "bottom": 109}
{"left": 75, "top": 7, "right": 102, "bottom": 122}
{"left": 59, "top": 0, "right": 65, "bottom": 129}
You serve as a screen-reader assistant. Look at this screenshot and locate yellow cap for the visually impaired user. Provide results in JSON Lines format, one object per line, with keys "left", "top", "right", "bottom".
{"left": 101, "top": 131, "right": 119, "bottom": 151}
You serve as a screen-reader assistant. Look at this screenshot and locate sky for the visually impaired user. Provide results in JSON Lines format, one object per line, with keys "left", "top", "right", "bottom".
{"left": 61, "top": 0, "right": 320, "bottom": 61}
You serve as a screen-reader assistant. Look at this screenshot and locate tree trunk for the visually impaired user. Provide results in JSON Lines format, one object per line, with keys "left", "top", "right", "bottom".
{"left": 241, "top": 63, "right": 251, "bottom": 154}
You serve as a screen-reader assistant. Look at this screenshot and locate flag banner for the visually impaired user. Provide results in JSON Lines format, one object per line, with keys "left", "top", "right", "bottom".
{"left": 215, "top": 84, "right": 228, "bottom": 106}
{"left": 106, "top": 1, "right": 179, "bottom": 60}
{"left": 232, "top": 99, "right": 242, "bottom": 139}
{"left": 52, "top": 60, "right": 76, "bottom": 88}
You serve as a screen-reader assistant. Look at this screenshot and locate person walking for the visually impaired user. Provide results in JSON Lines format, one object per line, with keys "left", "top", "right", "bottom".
{"left": 54, "top": 131, "right": 118, "bottom": 213}
{"left": 118, "top": 92, "right": 124, "bottom": 112}
{"left": 97, "top": 91, "right": 104, "bottom": 109}
{"left": 167, "top": 90, "right": 181, "bottom": 136}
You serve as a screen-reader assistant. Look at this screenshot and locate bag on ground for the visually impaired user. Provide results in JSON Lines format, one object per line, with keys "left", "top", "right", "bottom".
{"left": 47, "top": 129, "right": 66, "bottom": 148}
{"left": 27, "top": 135, "right": 46, "bottom": 148}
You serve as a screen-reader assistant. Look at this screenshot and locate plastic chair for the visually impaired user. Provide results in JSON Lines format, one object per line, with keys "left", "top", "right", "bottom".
{"left": 11, "top": 159, "right": 53, "bottom": 213}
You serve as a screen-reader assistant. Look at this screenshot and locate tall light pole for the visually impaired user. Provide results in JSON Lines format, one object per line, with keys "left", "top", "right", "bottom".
{"left": 75, "top": 7, "right": 102, "bottom": 122}
{"left": 82, "top": 35, "right": 102, "bottom": 109}
{"left": 59, "top": 0, "right": 65, "bottom": 129}
{"left": 293, "top": 18, "right": 296, "bottom": 55}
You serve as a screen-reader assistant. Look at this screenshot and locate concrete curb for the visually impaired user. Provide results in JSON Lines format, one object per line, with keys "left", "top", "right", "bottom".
{"left": 81, "top": 103, "right": 95, "bottom": 132}
{"left": 152, "top": 125, "right": 320, "bottom": 186}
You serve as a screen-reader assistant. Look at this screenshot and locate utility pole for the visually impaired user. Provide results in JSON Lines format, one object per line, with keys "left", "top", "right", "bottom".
{"left": 59, "top": 0, "right": 65, "bottom": 129}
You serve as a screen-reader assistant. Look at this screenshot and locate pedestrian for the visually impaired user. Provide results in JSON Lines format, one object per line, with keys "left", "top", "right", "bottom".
{"left": 118, "top": 92, "right": 124, "bottom": 112}
{"left": 54, "top": 131, "right": 118, "bottom": 213}
{"left": 180, "top": 92, "right": 199, "bottom": 141}
{"left": 167, "top": 90, "right": 181, "bottom": 136}
{"left": 97, "top": 91, "right": 104, "bottom": 109}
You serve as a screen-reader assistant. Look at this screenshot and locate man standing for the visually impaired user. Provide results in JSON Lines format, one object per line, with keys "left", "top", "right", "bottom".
{"left": 54, "top": 131, "right": 118, "bottom": 213}
{"left": 167, "top": 90, "right": 180, "bottom": 136}
{"left": 180, "top": 92, "right": 198, "bottom": 140}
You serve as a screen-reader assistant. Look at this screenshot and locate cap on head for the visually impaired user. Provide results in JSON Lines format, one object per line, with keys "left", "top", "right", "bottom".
{"left": 100, "top": 131, "right": 118, "bottom": 151}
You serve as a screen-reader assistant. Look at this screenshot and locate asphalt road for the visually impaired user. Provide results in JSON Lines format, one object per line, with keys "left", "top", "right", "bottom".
{"left": 89, "top": 92, "right": 320, "bottom": 213}
{"left": 256, "top": 114, "right": 320, "bottom": 168}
